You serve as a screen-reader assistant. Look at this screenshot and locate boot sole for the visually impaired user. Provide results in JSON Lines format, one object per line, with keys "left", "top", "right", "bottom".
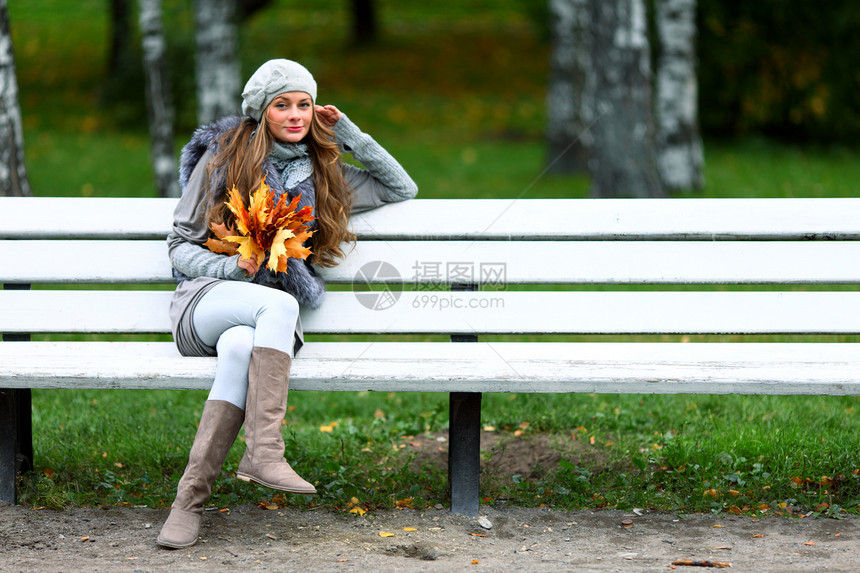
{"left": 156, "top": 536, "right": 198, "bottom": 549}
{"left": 236, "top": 472, "right": 317, "bottom": 495}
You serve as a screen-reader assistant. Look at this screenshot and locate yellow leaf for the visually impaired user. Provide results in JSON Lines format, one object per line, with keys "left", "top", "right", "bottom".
{"left": 379, "top": 532, "right": 395, "bottom": 537}
{"left": 471, "top": 560, "right": 479, "bottom": 565}
{"left": 395, "top": 498, "right": 414, "bottom": 509}
{"left": 225, "top": 235, "right": 265, "bottom": 266}
{"left": 320, "top": 425, "right": 334, "bottom": 433}
{"left": 403, "top": 527, "right": 417, "bottom": 532}
{"left": 349, "top": 507, "right": 366, "bottom": 516}
{"left": 267, "top": 228, "right": 296, "bottom": 270}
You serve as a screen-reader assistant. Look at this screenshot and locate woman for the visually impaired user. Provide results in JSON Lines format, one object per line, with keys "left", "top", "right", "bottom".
{"left": 157, "top": 59, "right": 417, "bottom": 549}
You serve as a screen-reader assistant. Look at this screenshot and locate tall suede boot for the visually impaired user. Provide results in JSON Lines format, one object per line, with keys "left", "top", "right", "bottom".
{"left": 157, "top": 400, "right": 245, "bottom": 549}
{"left": 236, "top": 347, "right": 316, "bottom": 494}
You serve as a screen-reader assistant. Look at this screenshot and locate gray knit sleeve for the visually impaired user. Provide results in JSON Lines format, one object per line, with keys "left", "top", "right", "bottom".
{"left": 332, "top": 114, "right": 418, "bottom": 213}
{"left": 171, "top": 241, "right": 250, "bottom": 281}
{"left": 167, "top": 147, "right": 251, "bottom": 282}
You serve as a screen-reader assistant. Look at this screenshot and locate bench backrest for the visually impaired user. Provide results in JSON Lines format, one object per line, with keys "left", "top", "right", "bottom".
{"left": 3, "top": 197, "right": 860, "bottom": 338}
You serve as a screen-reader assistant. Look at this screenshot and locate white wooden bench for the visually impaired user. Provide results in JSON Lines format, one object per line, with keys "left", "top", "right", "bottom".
{"left": 3, "top": 196, "right": 860, "bottom": 514}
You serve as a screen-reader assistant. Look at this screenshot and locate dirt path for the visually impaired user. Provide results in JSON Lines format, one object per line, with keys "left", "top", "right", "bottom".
{"left": 2, "top": 502, "right": 858, "bottom": 572}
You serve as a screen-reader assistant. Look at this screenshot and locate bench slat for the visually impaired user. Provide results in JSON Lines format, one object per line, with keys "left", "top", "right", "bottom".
{"left": 7, "top": 240, "right": 860, "bottom": 284}
{"left": 4, "top": 197, "right": 860, "bottom": 240}
{"left": 2, "top": 341, "right": 859, "bottom": 395}
{"left": 3, "top": 290, "right": 860, "bottom": 335}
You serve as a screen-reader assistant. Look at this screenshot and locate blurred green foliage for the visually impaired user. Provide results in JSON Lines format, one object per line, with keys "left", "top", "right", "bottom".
{"left": 9, "top": 0, "right": 858, "bottom": 144}
{"left": 697, "top": 0, "right": 860, "bottom": 141}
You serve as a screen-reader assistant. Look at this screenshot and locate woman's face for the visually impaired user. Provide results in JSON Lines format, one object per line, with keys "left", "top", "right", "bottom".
{"left": 266, "top": 92, "right": 313, "bottom": 143}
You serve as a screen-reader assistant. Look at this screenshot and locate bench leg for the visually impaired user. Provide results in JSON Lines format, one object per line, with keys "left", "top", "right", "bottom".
{"left": 0, "top": 389, "right": 33, "bottom": 505}
{"left": 448, "top": 391, "right": 481, "bottom": 516}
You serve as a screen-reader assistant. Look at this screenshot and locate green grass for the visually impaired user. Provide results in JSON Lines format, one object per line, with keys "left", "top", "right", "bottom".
{"left": 8, "top": 1, "right": 860, "bottom": 517}
{"left": 20, "top": 389, "right": 860, "bottom": 518}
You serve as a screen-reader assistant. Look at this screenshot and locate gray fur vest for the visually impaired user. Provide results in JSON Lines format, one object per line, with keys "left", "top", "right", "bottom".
{"left": 178, "top": 115, "right": 326, "bottom": 309}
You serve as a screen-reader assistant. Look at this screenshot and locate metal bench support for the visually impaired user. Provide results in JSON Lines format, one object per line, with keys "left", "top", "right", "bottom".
{"left": 448, "top": 282, "right": 481, "bottom": 516}
{"left": 2, "top": 283, "right": 33, "bottom": 504}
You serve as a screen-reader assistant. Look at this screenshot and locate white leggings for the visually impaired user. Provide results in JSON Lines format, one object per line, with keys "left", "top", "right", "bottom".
{"left": 192, "top": 281, "right": 300, "bottom": 409}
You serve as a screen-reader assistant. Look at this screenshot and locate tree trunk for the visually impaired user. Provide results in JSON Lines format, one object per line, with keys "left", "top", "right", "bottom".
{"left": 140, "top": 0, "right": 179, "bottom": 198}
{"left": 238, "top": 0, "right": 273, "bottom": 21}
{"left": 546, "top": 0, "right": 591, "bottom": 175}
{"left": 588, "top": 0, "right": 663, "bottom": 198}
{"left": 656, "top": 0, "right": 703, "bottom": 191}
{"left": 351, "top": 0, "right": 378, "bottom": 46}
{"left": 107, "top": 0, "right": 132, "bottom": 76}
{"left": 0, "top": 0, "right": 30, "bottom": 197}
{"left": 194, "top": 0, "right": 240, "bottom": 125}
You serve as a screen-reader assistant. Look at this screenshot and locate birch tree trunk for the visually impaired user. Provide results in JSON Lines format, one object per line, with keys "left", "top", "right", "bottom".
{"left": 588, "top": 0, "right": 663, "bottom": 198}
{"left": 139, "top": 0, "right": 179, "bottom": 198}
{"left": 0, "top": 0, "right": 30, "bottom": 197}
{"left": 546, "top": 0, "right": 592, "bottom": 174}
{"left": 195, "top": 0, "right": 239, "bottom": 125}
{"left": 656, "top": 0, "right": 703, "bottom": 191}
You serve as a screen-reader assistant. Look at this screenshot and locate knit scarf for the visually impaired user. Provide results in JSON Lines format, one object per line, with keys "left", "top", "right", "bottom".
{"left": 269, "top": 141, "right": 313, "bottom": 191}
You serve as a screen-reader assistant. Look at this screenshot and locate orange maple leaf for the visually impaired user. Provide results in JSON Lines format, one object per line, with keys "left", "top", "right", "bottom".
{"left": 205, "top": 176, "right": 314, "bottom": 274}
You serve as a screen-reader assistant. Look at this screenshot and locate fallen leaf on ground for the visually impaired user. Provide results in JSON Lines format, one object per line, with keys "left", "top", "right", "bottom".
{"left": 751, "top": 534, "right": 763, "bottom": 538}
{"left": 379, "top": 532, "right": 395, "bottom": 537}
{"left": 471, "top": 560, "right": 479, "bottom": 565}
{"left": 403, "top": 527, "right": 417, "bottom": 532}
{"left": 805, "top": 541, "right": 815, "bottom": 546}
{"left": 671, "top": 559, "right": 732, "bottom": 568}
{"left": 469, "top": 533, "right": 486, "bottom": 537}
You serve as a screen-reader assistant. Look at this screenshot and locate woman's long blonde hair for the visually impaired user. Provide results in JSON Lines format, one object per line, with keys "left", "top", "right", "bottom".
{"left": 206, "top": 110, "right": 355, "bottom": 267}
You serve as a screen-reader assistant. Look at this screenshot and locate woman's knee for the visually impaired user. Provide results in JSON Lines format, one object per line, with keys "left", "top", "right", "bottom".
{"left": 216, "top": 325, "right": 255, "bottom": 364}
{"left": 259, "top": 290, "right": 300, "bottom": 322}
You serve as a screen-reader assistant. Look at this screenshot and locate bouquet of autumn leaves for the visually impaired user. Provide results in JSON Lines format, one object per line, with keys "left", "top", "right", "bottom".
{"left": 203, "top": 177, "right": 315, "bottom": 274}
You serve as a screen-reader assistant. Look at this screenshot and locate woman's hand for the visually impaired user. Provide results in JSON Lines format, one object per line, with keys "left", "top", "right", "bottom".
{"left": 315, "top": 104, "right": 343, "bottom": 128}
{"left": 237, "top": 256, "right": 260, "bottom": 277}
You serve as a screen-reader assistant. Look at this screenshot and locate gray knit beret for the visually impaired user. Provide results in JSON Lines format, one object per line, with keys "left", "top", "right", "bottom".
{"left": 241, "top": 59, "right": 317, "bottom": 121}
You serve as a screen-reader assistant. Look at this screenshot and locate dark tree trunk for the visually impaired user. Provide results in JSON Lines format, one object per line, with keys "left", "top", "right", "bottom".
{"left": 588, "top": 0, "right": 663, "bottom": 198}
{"left": 238, "top": 0, "right": 274, "bottom": 21}
{"left": 352, "top": 0, "right": 378, "bottom": 46}
{"left": 546, "top": 0, "right": 592, "bottom": 175}
{"left": 140, "top": 0, "right": 179, "bottom": 198}
{"left": 195, "top": 0, "right": 240, "bottom": 124}
{"left": 107, "top": 0, "right": 132, "bottom": 76}
{"left": 0, "top": 0, "right": 30, "bottom": 197}
{"left": 656, "top": 0, "right": 704, "bottom": 191}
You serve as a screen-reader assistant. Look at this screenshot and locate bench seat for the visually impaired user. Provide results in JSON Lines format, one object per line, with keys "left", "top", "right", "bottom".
{"left": 2, "top": 341, "right": 860, "bottom": 394}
